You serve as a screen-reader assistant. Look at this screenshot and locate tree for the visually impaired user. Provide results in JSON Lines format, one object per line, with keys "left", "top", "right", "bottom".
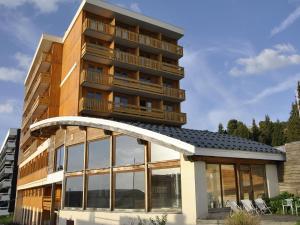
{"left": 218, "top": 123, "right": 226, "bottom": 134}
{"left": 286, "top": 103, "right": 300, "bottom": 143}
{"left": 251, "top": 119, "right": 260, "bottom": 142}
{"left": 235, "top": 121, "right": 250, "bottom": 139}
{"left": 259, "top": 115, "right": 273, "bottom": 145}
{"left": 272, "top": 120, "right": 286, "bottom": 146}
{"left": 227, "top": 119, "right": 238, "bottom": 135}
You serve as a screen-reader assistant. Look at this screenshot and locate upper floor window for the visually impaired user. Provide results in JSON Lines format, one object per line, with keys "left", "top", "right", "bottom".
{"left": 115, "top": 135, "right": 144, "bottom": 166}
{"left": 88, "top": 138, "right": 110, "bottom": 169}
{"left": 114, "top": 96, "right": 128, "bottom": 107}
{"left": 55, "top": 145, "right": 64, "bottom": 172}
{"left": 87, "top": 92, "right": 101, "bottom": 100}
{"left": 66, "top": 144, "right": 84, "bottom": 172}
{"left": 88, "top": 65, "right": 103, "bottom": 74}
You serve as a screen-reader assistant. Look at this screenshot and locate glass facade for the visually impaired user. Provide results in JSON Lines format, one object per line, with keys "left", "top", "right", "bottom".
{"left": 206, "top": 164, "right": 222, "bottom": 208}
{"left": 221, "top": 165, "right": 237, "bottom": 204}
{"left": 115, "top": 135, "right": 144, "bottom": 166}
{"left": 151, "top": 168, "right": 181, "bottom": 209}
{"left": 66, "top": 144, "right": 84, "bottom": 172}
{"left": 115, "top": 172, "right": 145, "bottom": 209}
{"left": 55, "top": 145, "right": 64, "bottom": 171}
{"left": 151, "top": 143, "right": 180, "bottom": 162}
{"left": 88, "top": 139, "right": 110, "bottom": 169}
{"left": 87, "top": 174, "right": 110, "bottom": 208}
{"left": 251, "top": 165, "right": 266, "bottom": 198}
{"left": 65, "top": 176, "right": 83, "bottom": 208}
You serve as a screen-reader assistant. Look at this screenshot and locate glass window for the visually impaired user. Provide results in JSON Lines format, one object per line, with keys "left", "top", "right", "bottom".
{"left": 206, "top": 164, "right": 222, "bottom": 208}
{"left": 151, "top": 143, "right": 180, "bottom": 162}
{"left": 151, "top": 168, "right": 181, "bottom": 209}
{"left": 88, "top": 139, "right": 110, "bottom": 169}
{"left": 66, "top": 144, "right": 84, "bottom": 172}
{"left": 251, "top": 165, "right": 266, "bottom": 199}
{"left": 221, "top": 165, "right": 237, "bottom": 204}
{"left": 240, "top": 165, "right": 251, "bottom": 200}
{"left": 55, "top": 146, "right": 64, "bottom": 171}
{"left": 115, "top": 172, "right": 145, "bottom": 209}
{"left": 87, "top": 174, "right": 110, "bottom": 208}
{"left": 114, "top": 96, "right": 128, "bottom": 107}
{"left": 87, "top": 92, "right": 101, "bottom": 100}
{"left": 65, "top": 176, "right": 83, "bottom": 208}
{"left": 115, "top": 136, "right": 144, "bottom": 166}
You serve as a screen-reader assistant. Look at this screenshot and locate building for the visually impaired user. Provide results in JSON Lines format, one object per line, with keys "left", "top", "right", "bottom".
{"left": 15, "top": 1, "right": 285, "bottom": 225}
{"left": 0, "top": 128, "right": 20, "bottom": 216}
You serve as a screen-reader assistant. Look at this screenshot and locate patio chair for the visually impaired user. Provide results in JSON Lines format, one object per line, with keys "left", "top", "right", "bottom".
{"left": 225, "top": 200, "right": 242, "bottom": 216}
{"left": 295, "top": 198, "right": 300, "bottom": 216}
{"left": 282, "top": 198, "right": 294, "bottom": 215}
{"left": 241, "top": 199, "right": 259, "bottom": 214}
{"left": 254, "top": 198, "right": 272, "bottom": 214}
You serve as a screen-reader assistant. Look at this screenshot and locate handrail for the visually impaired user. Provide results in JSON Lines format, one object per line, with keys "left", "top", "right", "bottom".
{"left": 83, "top": 18, "right": 114, "bottom": 35}
{"left": 116, "top": 27, "right": 138, "bottom": 42}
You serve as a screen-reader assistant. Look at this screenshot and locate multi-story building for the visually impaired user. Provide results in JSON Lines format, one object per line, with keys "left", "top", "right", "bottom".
{"left": 0, "top": 128, "right": 20, "bottom": 216}
{"left": 15, "top": 1, "right": 285, "bottom": 225}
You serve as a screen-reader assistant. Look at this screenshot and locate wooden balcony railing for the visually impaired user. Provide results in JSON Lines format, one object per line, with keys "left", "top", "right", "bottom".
{"left": 139, "top": 56, "right": 161, "bottom": 71}
{"left": 82, "top": 42, "right": 114, "bottom": 60}
{"left": 18, "top": 167, "right": 48, "bottom": 186}
{"left": 83, "top": 18, "right": 183, "bottom": 56}
{"left": 81, "top": 70, "right": 185, "bottom": 100}
{"left": 80, "top": 98, "right": 186, "bottom": 124}
{"left": 161, "top": 62, "right": 184, "bottom": 76}
{"left": 115, "top": 50, "right": 139, "bottom": 65}
{"left": 83, "top": 18, "right": 114, "bottom": 36}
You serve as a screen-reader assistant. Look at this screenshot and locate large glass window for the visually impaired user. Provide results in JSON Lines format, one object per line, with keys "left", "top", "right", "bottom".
{"left": 67, "top": 144, "right": 84, "bottom": 172}
{"left": 221, "top": 165, "right": 237, "bottom": 204}
{"left": 88, "top": 139, "right": 110, "bottom": 169}
{"left": 151, "top": 168, "right": 181, "bottom": 209}
{"left": 55, "top": 146, "right": 64, "bottom": 171}
{"left": 115, "top": 136, "right": 144, "bottom": 166}
{"left": 206, "top": 164, "right": 222, "bottom": 209}
{"left": 87, "top": 174, "right": 110, "bottom": 208}
{"left": 115, "top": 172, "right": 145, "bottom": 209}
{"left": 251, "top": 165, "right": 266, "bottom": 199}
{"left": 151, "top": 143, "right": 180, "bottom": 162}
{"left": 240, "top": 165, "right": 252, "bottom": 200}
{"left": 65, "top": 176, "right": 83, "bottom": 208}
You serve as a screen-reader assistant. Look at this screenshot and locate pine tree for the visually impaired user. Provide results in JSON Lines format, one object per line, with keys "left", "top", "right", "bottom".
{"left": 272, "top": 120, "right": 286, "bottom": 146}
{"left": 251, "top": 119, "right": 260, "bottom": 142}
{"left": 259, "top": 115, "right": 273, "bottom": 145}
{"left": 218, "top": 123, "right": 225, "bottom": 134}
{"left": 227, "top": 119, "right": 238, "bottom": 135}
{"left": 235, "top": 121, "right": 250, "bottom": 139}
{"left": 286, "top": 103, "right": 300, "bottom": 142}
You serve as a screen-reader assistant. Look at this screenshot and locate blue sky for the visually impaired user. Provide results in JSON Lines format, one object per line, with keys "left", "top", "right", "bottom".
{"left": 0, "top": 0, "right": 300, "bottom": 142}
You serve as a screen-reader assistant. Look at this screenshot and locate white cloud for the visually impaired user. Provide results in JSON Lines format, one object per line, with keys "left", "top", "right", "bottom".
{"left": 0, "top": 101, "right": 15, "bottom": 114}
{"left": 0, "top": 52, "right": 31, "bottom": 83}
{"left": 247, "top": 74, "right": 300, "bottom": 104}
{"left": 0, "top": 0, "right": 67, "bottom": 13}
{"left": 271, "top": 6, "right": 300, "bottom": 36}
{"left": 229, "top": 43, "right": 300, "bottom": 76}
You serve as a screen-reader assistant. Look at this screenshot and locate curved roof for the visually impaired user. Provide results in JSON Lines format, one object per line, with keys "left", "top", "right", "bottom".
{"left": 30, "top": 116, "right": 285, "bottom": 161}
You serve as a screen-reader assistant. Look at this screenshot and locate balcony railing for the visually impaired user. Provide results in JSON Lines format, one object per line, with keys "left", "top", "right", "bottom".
{"left": 83, "top": 18, "right": 115, "bottom": 36}
{"left": 115, "top": 27, "right": 138, "bottom": 42}
{"left": 82, "top": 42, "right": 184, "bottom": 77}
{"left": 80, "top": 98, "right": 186, "bottom": 124}
{"left": 81, "top": 70, "right": 185, "bottom": 100}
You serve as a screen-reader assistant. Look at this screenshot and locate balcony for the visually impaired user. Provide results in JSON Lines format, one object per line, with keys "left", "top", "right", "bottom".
{"left": 80, "top": 70, "right": 185, "bottom": 101}
{"left": 82, "top": 42, "right": 184, "bottom": 78}
{"left": 0, "top": 179, "right": 11, "bottom": 190}
{"left": 25, "top": 52, "right": 52, "bottom": 96}
{"left": 0, "top": 193, "right": 9, "bottom": 202}
{"left": 82, "top": 18, "right": 114, "bottom": 41}
{"left": 79, "top": 98, "right": 186, "bottom": 125}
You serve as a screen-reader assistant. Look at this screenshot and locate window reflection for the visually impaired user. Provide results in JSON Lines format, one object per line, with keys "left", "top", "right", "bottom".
{"left": 151, "top": 168, "right": 181, "bottom": 209}
{"left": 115, "top": 136, "right": 144, "bottom": 166}
{"left": 65, "top": 176, "right": 83, "bottom": 208}
{"left": 88, "top": 139, "right": 110, "bottom": 169}
{"left": 221, "top": 165, "right": 237, "bottom": 204}
{"left": 87, "top": 174, "right": 110, "bottom": 208}
{"left": 151, "top": 143, "right": 180, "bottom": 162}
{"left": 206, "top": 164, "right": 222, "bottom": 208}
{"left": 115, "top": 172, "right": 145, "bottom": 209}
{"left": 240, "top": 165, "right": 251, "bottom": 200}
{"left": 55, "top": 145, "right": 64, "bottom": 171}
{"left": 66, "top": 144, "right": 84, "bottom": 172}
{"left": 251, "top": 165, "right": 266, "bottom": 199}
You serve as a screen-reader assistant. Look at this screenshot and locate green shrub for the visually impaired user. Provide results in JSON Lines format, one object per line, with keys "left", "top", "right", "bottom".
{"left": 0, "top": 215, "right": 13, "bottom": 225}
{"left": 149, "top": 215, "right": 167, "bottom": 225}
{"left": 264, "top": 192, "right": 295, "bottom": 214}
{"left": 224, "top": 211, "right": 260, "bottom": 225}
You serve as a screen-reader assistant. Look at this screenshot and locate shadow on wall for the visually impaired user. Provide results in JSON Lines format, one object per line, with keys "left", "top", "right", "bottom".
{"left": 59, "top": 212, "right": 189, "bottom": 225}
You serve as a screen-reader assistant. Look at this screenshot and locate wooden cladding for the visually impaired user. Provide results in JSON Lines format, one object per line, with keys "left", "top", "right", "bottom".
{"left": 82, "top": 42, "right": 184, "bottom": 77}
{"left": 80, "top": 70, "right": 185, "bottom": 100}
{"left": 83, "top": 17, "right": 183, "bottom": 56}
{"left": 79, "top": 97, "right": 187, "bottom": 125}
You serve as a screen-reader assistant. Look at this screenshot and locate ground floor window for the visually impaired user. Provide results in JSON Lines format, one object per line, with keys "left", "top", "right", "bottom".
{"left": 87, "top": 174, "right": 110, "bottom": 208}
{"left": 65, "top": 176, "right": 83, "bottom": 208}
{"left": 206, "top": 163, "right": 267, "bottom": 209}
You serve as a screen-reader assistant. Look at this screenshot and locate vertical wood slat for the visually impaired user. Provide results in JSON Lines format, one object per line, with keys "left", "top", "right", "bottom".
{"left": 61, "top": 128, "right": 67, "bottom": 210}
{"left": 82, "top": 128, "right": 88, "bottom": 210}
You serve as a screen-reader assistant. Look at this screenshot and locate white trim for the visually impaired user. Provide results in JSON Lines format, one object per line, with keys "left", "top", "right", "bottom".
{"left": 30, "top": 116, "right": 195, "bottom": 155}
{"left": 60, "top": 63, "right": 77, "bottom": 87}
{"left": 19, "top": 139, "right": 50, "bottom": 168}
{"left": 195, "top": 147, "right": 285, "bottom": 161}
{"left": 17, "top": 171, "right": 64, "bottom": 191}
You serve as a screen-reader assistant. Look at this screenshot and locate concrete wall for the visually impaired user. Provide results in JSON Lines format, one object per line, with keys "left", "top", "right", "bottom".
{"left": 265, "top": 164, "right": 280, "bottom": 198}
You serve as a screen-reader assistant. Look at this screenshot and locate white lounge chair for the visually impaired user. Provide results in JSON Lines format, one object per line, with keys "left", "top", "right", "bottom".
{"left": 254, "top": 198, "right": 272, "bottom": 214}
{"left": 226, "top": 200, "right": 242, "bottom": 216}
{"left": 282, "top": 198, "right": 294, "bottom": 215}
{"left": 241, "top": 199, "right": 259, "bottom": 214}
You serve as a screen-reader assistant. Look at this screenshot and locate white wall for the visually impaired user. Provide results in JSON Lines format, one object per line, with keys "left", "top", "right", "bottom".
{"left": 265, "top": 164, "right": 280, "bottom": 198}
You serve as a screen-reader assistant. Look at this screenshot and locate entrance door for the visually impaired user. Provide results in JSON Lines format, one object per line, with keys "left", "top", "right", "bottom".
{"left": 239, "top": 165, "right": 253, "bottom": 200}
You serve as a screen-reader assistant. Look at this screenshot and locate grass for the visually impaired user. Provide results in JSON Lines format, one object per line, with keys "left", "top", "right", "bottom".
{"left": 0, "top": 215, "right": 13, "bottom": 225}
{"left": 295, "top": 222, "right": 300, "bottom": 225}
